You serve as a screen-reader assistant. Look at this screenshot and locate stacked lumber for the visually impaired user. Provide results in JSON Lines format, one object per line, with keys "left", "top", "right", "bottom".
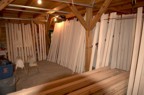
{"left": 48, "top": 19, "right": 85, "bottom": 73}
{"left": 9, "top": 67, "right": 129, "bottom": 95}
{"left": 127, "top": 7, "right": 144, "bottom": 95}
{"left": 5, "top": 22, "right": 47, "bottom": 62}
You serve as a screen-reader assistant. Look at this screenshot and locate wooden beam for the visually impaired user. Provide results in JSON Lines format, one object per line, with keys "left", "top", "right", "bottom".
{"left": 90, "top": 0, "right": 112, "bottom": 30}
{"left": 18, "top": 0, "right": 34, "bottom": 17}
{"left": 66, "top": 0, "right": 131, "bottom": 19}
{"left": 35, "top": 4, "right": 68, "bottom": 19}
{"left": 85, "top": 8, "right": 93, "bottom": 71}
{"left": 117, "top": 1, "right": 144, "bottom": 11}
{"left": 0, "top": 0, "right": 14, "bottom": 11}
{"left": 68, "top": 4, "right": 88, "bottom": 30}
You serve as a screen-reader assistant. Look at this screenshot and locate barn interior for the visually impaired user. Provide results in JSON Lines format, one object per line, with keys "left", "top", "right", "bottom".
{"left": 0, "top": 0, "right": 144, "bottom": 95}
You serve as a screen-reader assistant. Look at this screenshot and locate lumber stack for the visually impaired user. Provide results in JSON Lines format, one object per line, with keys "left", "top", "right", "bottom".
{"left": 127, "top": 7, "right": 144, "bottom": 95}
{"left": 5, "top": 22, "right": 47, "bottom": 63}
{"left": 48, "top": 19, "right": 85, "bottom": 73}
{"left": 9, "top": 67, "right": 129, "bottom": 95}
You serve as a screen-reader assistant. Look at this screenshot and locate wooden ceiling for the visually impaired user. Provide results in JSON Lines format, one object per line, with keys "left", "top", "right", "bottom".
{"left": 0, "top": 0, "right": 144, "bottom": 20}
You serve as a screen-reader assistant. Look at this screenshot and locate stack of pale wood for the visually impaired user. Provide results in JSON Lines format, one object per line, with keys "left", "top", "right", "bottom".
{"left": 5, "top": 22, "right": 47, "bottom": 63}
{"left": 9, "top": 67, "right": 129, "bottom": 95}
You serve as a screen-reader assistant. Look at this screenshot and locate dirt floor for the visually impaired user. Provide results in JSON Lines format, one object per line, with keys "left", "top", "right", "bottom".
{"left": 15, "top": 61, "right": 73, "bottom": 91}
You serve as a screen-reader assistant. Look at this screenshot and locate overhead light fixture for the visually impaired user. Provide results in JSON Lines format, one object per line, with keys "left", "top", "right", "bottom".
{"left": 37, "top": 0, "right": 42, "bottom": 5}
{"left": 54, "top": 15, "right": 66, "bottom": 23}
{"left": 54, "top": 17, "right": 57, "bottom": 22}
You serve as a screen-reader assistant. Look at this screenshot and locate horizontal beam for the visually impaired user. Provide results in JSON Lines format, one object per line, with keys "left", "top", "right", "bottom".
{"left": 49, "top": 0, "right": 93, "bottom": 7}
{"left": 0, "top": 17, "right": 47, "bottom": 22}
{"left": 5, "top": 8, "right": 46, "bottom": 14}
{"left": 8, "top": 4, "right": 69, "bottom": 14}
{"left": 35, "top": 4, "right": 67, "bottom": 19}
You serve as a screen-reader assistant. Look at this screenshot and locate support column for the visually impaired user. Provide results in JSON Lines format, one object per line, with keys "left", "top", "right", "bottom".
{"left": 85, "top": 8, "right": 93, "bottom": 71}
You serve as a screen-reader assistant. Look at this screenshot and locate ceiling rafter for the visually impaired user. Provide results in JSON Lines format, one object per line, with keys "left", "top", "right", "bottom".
{"left": 68, "top": 4, "right": 88, "bottom": 30}
{"left": 116, "top": 1, "right": 144, "bottom": 11}
{"left": 0, "top": 0, "right": 14, "bottom": 11}
{"left": 90, "top": 0, "right": 112, "bottom": 30}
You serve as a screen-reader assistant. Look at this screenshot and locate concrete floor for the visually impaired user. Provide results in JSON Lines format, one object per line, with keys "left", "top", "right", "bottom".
{"left": 15, "top": 61, "right": 73, "bottom": 91}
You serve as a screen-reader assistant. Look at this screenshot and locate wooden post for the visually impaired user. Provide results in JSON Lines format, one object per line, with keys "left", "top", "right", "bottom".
{"left": 68, "top": 0, "right": 112, "bottom": 71}
{"left": 85, "top": 8, "right": 93, "bottom": 71}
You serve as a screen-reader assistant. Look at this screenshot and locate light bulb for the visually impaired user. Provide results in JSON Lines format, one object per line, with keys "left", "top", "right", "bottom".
{"left": 38, "top": 0, "right": 42, "bottom": 4}
{"left": 54, "top": 18, "right": 57, "bottom": 22}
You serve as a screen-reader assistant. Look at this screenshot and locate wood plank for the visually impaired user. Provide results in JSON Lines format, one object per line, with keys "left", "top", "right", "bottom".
{"left": 92, "top": 79, "right": 128, "bottom": 95}
{"left": 126, "top": 15, "right": 136, "bottom": 71}
{"left": 127, "top": 7, "right": 143, "bottom": 95}
{"left": 68, "top": 72, "right": 129, "bottom": 95}
{"left": 132, "top": 16, "right": 144, "bottom": 95}
{"left": 38, "top": 69, "right": 122, "bottom": 95}
{"left": 96, "top": 14, "right": 108, "bottom": 69}
{"left": 68, "top": 4, "right": 88, "bottom": 30}
{"left": 116, "top": 17, "right": 125, "bottom": 69}
{"left": 5, "top": 23, "right": 11, "bottom": 60}
{"left": 111, "top": 16, "right": 121, "bottom": 69}
{"left": 90, "top": 0, "right": 112, "bottom": 30}
{"left": 102, "top": 12, "right": 117, "bottom": 67}
{"left": 0, "top": 0, "right": 14, "bottom": 11}
{"left": 18, "top": 23, "right": 25, "bottom": 61}
{"left": 90, "top": 22, "right": 100, "bottom": 70}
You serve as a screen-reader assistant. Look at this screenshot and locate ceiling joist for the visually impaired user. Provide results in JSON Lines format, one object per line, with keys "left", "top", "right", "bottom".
{"left": 35, "top": 4, "right": 68, "bottom": 19}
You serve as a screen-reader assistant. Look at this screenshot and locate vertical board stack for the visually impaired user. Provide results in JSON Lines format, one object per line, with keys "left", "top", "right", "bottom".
{"left": 127, "top": 7, "right": 144, "bottom": 95}
{"left": 48, "top": 19, "right": 85, "bottom": 73}
{"left": 90, "top": 12, "right": 137, "bottom": 71}
{"left": 5, "top": 22, "right": 47, "bottom": 63}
